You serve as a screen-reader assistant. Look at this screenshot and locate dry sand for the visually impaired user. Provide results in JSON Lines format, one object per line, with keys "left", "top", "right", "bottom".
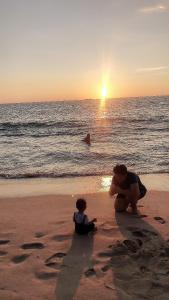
{"left": 0, "top": 178, "right": 169, "bottom": 299}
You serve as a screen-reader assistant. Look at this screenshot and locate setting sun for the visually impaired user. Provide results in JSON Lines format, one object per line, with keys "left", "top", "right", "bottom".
{"left": 101, "top": 86, "right": 107, "bottom": 99}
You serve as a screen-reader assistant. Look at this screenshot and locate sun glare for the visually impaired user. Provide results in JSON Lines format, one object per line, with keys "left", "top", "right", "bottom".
{"left": 101, "top": 86, "right": 107, "bottom": 99}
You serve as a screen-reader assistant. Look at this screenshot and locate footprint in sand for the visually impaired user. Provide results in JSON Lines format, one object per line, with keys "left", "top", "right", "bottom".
{"left": 21, "top": 242, "right": 45, "bottom": 250}
{"left": 46, "top": 252, "right": 66, "bottom": 262}
{"left": 98, "top": 239, "right": 142, "bottom": 258}
{"left": 98, "top": 240, "right": 128, "bottom": 257}
{"left": 98, "top": 250, "right": 114, "bottom": 258}
{"left": 84, "top": 267, "right": 96, "bottom": 277}
{"left": 131, "top": 230, "right": 147, "bottom": 238}
{"left": 45, "top": 262, "right": 60, "bottom": 269}
{"left": 101, "top": 264, "right": 111, "bottom": 272}
{"left": 100, "top": 224, "right": 115, "bottom": 232}
{"left": 35, "top": 232, "right": 46, "bottom": 238}
{"left": 127, "top": 227, "right": 158, "bottom": 237}
{"left": 0, "top": 240, "right": 10, "bottom": 245}
{"left": 154, "top": 216, "right": 166, "bottom": 224}
{"left": 122, "top": 239, "right": 142, "bottom": 253}
{"left": 142, "top": 229, "right": 158, "bottom": 236}
{"left": 45, "top": 252, "right": 66, "bottom": 268}
{"left": 0, "top": 250, "right": 7, "bottom": 256}
{"left": 51, "top": 234, "right": 71, "bottom": 242}
{"left": 140, "top": 265, "right": 150, "bottom": 274}
{"left": 11, "top": 254, "right": 30, "bottom": 264}
{"left": 36, "top": 271, "right": 58, "bottom": 280}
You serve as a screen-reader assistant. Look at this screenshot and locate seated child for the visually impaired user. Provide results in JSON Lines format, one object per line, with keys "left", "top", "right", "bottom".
{"left": 73, "top": 198, "right": 97, "bottom": 234}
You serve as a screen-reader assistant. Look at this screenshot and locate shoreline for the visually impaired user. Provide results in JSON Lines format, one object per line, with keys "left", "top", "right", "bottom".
{"left": 0, "top": 173, "right": 168, "bottom": 198}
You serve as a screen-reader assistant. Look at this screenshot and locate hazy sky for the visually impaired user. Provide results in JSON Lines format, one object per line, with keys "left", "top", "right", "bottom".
{"left": 0, "top": 0, "right": 169, "bottom": 102}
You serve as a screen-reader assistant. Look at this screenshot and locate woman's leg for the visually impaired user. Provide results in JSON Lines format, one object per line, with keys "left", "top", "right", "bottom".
{"left": 114, "top": 195, "right": 130, "bottom": 212}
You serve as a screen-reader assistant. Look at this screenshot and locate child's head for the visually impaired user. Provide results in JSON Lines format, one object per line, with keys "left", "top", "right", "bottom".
{"left": 76, "top": 198, "right": 87, "bottom": 212}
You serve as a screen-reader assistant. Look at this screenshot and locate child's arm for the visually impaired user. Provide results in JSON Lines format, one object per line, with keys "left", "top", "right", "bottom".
{"left": 90, "top": 218, "right": 97, "bottom": 223}
{"left": 84, "top": 215, "right": 97, "bottom": 224}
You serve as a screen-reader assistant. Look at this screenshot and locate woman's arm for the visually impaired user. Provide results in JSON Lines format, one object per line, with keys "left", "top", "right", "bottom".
{"left": 109, "top": 183, "right": 118, "bottom": 196}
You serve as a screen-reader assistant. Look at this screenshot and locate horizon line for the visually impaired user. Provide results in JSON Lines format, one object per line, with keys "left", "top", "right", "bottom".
{"left": 0, "top": 94, "right": 169, "bottom": 105}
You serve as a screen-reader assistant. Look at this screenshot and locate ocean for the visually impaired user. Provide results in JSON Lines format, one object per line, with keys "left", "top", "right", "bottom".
{"left": 0, "top": 96, "right": 168, "bottom": 179}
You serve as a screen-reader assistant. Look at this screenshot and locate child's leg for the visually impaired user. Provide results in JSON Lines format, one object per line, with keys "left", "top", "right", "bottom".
{"left": 86, "top": 222, "right": 95, "bottom": 233}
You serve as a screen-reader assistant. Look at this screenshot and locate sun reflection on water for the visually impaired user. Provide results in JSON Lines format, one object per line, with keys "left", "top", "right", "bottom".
{"left": 100, "top": 176, "right": 112, "bottom": 192}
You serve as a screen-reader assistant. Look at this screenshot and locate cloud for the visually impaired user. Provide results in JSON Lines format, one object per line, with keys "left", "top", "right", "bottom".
{"left": 140, "top": 4, "right": 167, "bottom": 13}
{"left": 136, "top": 66, "right": 169, "bottom": 73}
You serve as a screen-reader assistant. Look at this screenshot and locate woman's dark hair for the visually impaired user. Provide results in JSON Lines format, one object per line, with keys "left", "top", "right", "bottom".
{"left": 113, "top": 164, "right": 127, "bottom": 175}
{"left": 76, "top": 198, "right": 86, "bottom": 211}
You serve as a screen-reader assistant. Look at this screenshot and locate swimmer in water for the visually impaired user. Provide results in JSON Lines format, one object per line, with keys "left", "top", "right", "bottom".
{"left": 82, "top": 133, "right": 91, "bottom": 145}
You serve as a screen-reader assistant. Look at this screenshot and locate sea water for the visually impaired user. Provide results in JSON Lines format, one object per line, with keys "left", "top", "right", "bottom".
{"left": 0, "top": 96, "right": 168, "bottom": 179}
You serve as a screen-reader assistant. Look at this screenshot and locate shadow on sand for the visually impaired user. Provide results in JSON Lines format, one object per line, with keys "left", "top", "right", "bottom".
{"left": 107, "top": 211, "right": 169, "bottom": 300}
{"left": 55, "top": 233, "right": 94, "bottom": 300}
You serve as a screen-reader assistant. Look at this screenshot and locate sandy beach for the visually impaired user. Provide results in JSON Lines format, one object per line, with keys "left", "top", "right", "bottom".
{"left": 0, "top": 175, "right": 169, "bottom": 300}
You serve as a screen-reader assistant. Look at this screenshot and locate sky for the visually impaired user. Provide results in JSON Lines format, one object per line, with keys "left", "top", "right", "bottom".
{"left": 0, "top": 0, "right": 169, "bottom": 103}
